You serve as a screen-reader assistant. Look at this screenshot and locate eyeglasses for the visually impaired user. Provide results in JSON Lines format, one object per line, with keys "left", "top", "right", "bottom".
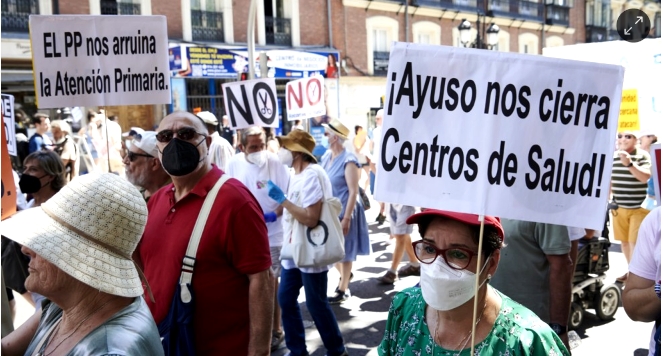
{"left": 412, "top": 240, "right": 478, "bottom": 270}
{"left": 617, "top": 134, "right": 634, "bottom": 139}
{"left": 156, "top": 127, "right": 206, "bottom": 143}
{"left": 126, "top": 151, "right": 153, "bottom": 162}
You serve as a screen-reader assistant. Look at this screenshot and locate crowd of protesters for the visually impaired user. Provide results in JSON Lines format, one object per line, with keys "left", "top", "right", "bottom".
{"left": 1, "top": 108, "right": 659, "bottom": 356}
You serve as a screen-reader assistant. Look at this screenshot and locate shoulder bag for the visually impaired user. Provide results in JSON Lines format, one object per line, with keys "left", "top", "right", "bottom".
{"left": 158, "top": 174, "right": 230, "bottom": 356}
{"left": 286, "top": 168, "right": 345, "bottom": 268}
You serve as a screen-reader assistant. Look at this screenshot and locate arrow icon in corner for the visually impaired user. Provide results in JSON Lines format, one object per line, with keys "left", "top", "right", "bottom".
{"left": 636, "top": 16, "right": 643, "bottom": 24}
{"left": 625, "top": 27, "right": 632, "bottom": 35}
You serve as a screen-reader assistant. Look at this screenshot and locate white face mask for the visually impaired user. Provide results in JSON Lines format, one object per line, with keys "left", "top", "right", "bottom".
{"left": 277, "top": 148, "right": 294, "bottom": 167}
{"left": 420, "top": 255, "right": 491, "bottom": 311}
{"left": 246, "top": 151, "right": 267, "bottom": 167}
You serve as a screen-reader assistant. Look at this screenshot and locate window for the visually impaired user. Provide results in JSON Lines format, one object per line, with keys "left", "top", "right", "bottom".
{"left": 545, "top": 35, "right": 564, "bottom": 48}
{"left": 366, "top": 16, "right": 398, "bottom": 76}
{"left": 497, "top": 30, "right": 510, "bottom": 52}
{"left": 373, "top": 29, "right": 389, "bottom": 51}
{"left": 264, "top": 0, "right": 291, "bottom": 45}
{"left": 519, "top": 33, "right": 539, "bottom": 54}
{"left": 413, "top": 21, "right": 441, "bottom": 45}
{"left": 100, "top": 0, "right": 140, "bottom": 15}
{"left": 191, "top": 0, "right": 224, "bottom": 42}
{"left": 1, "top": 0, "right": 39, "bottom": 32}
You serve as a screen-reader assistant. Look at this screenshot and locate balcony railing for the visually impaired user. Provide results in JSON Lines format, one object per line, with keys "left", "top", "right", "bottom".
{"left": 545, "top": 5, "right": 570, "bottom": 25}
{"left": 373, "top": 51, "right": 390, "bottom": 76}
{"left": 414, "top": 0, "right": 479, "bottom": 13}
{"left": 1, "top": 0, "right": 38, "bottom": 33}
{"left": 585, "top": 25, "right": 619, "bottom": 42}
{"left": 544, "top": 0, "right": 573, "bottom": 7}
{"left": 483, "top": 0, "right": 544, "bottom": 21}
{"left": 191, "top": 10, "right": 224, "bottom": 42}
{"left": 100, "top": 1, "right": 141, "bottom": 15}
{"left": 266, "top": 16, "right": 291, "bottom": 46}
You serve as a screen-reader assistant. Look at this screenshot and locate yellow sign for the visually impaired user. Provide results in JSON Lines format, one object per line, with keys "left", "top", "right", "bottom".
{"left": 618, "top": 89, "right": 639, "bottom": 132}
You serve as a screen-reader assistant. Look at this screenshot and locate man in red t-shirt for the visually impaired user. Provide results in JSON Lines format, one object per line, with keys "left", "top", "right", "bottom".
{"left": 135, "top": 112, "right": 273, "bottom": 355}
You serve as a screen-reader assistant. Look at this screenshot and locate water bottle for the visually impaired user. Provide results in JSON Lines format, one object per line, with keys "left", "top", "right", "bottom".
{"left": 568, "top": 330, "right": 582, "bottom": 350}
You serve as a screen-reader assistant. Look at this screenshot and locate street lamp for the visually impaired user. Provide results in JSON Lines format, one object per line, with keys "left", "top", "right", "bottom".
{"left": 458, "top": 13, "right": 500, "bottom": 50}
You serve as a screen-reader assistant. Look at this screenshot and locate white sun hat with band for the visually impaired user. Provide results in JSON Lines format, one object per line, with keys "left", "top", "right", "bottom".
{"left": 1, "top": 173, "right": 151, "bottom": 298}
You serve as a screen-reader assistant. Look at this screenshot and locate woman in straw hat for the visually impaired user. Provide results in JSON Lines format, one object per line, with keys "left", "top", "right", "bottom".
{"left": 265, "top": 130, "right": 348, "bottom": 356}
{"left": 321, "top": 119, "right": 370, "bottom": 304}
{"left": 1, "top": 173, "right": 164, "bottom": 356}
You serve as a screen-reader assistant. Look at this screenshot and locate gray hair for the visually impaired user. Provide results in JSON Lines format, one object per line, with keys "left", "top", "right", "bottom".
{"left": 50, "top": 120, "right": 72, "bottom": 135}
{"left": 241, "top": 126, "right": 266, "bottom": 147}
{"left": 327, "top": 130, "right": 347, "bottom": 145}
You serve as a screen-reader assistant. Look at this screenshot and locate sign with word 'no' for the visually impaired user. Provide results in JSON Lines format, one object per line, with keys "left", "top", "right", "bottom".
{"left": 374, "top": 43, "right": 624, "bottom": 230}
{"left": 222, "top": 78, "right": 279, "bottom": 129}
{"left": 618, "top": 89, "right": 639, "bottom": 132}
{"left": 1, "top": 94, "right": 16, "bottom": 156}
{"left": 29, "top": 15, "right": 171, "bottom": 108}
{"left": 286, "top": 76, "right": 326, "bottom": 121}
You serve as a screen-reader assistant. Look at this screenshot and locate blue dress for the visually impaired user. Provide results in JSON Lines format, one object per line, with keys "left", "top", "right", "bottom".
{"left": 321, "top": 149, "right": 371, "bottom": 262}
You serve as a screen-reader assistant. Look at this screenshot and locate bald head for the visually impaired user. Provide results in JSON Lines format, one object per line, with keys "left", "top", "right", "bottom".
{"left": 159, "top": 111, "right": 207, "bottom": 133}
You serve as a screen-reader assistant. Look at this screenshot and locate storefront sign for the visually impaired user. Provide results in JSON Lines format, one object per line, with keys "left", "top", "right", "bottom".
{"left": 30, "top": 15, "right": 171, "bottom": 108}
{"left": 172, "top": 46, "right": 339, "bottom": 79}
{"left": 375, "top": 42, "right": 625, "bottom": 230}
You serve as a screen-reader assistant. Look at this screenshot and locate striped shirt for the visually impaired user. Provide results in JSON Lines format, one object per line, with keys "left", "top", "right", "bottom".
{"left": 611, "top": 148, "right": 651, "bottom": 208}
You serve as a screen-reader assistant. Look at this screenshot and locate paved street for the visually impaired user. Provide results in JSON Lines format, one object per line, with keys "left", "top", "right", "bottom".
{"left": 11, "top": 197, "right": 655, "bottom": 356}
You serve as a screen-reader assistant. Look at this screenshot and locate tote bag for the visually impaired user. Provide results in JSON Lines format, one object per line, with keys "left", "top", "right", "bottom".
{"left": 282, "top": 168, "right": 345, "bottom": 267}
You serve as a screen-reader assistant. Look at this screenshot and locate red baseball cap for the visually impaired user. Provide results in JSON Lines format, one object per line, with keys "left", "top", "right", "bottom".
{"left": 406, "top": 209, "right": 505, "bottom": 242}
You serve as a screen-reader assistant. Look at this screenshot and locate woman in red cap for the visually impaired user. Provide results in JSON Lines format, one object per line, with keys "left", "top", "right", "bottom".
{"left": 378, "top": 210, "right": 569, "bottom": 356}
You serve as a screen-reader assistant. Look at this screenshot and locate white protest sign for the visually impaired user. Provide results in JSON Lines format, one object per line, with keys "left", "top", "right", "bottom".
{"left": 375, "top": 43, "right": 624, "bottom": 230}
{"left": 29, "top": 15, "right": 171, "bottom": 108}
{"left": 222, "top": 78, "right": 279, "bottom": 129}
{"left": 285, "top": 75, "right": 326, "bottom": 121}
{"left": 1, "top": 94, "right": 17, "bottom": 156}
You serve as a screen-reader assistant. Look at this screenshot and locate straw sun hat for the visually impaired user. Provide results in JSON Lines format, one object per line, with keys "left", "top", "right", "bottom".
{"left": 1, "top": 173, "right": 148, "bottom": 298}
{"left": 322, "top": 118, "right": 350, "bottom": 140}
{"left": 277, "top": 129, "right": 318, "bottom": 162}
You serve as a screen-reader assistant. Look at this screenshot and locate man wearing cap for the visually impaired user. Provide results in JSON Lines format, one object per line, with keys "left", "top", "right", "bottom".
{"left": 489, "top": 220, "right": 573, "bottom": 348}
{"left": 123, "top": 131, "right": 171, "bottom": 201}
{"left": 136, "top": 111, "right": 273, "bottom": 355}
{"left": 611, "top": 130, "right": 651, "bottom": 282}
{"left": 198, "top": 111, "right": 234, "bottom": 171}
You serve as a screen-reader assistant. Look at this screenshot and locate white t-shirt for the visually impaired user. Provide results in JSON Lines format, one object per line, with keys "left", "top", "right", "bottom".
{"left": 281, "top": 164, "right": 333, "bottom": 273}
{"left": 227, "top": 151, "right": 290, "bottom": 246}
{"left": 208, "top": 131, "right": 235, "bottom": 171}
{"left": 628, "top": 207, "right": 661, "bottom": 356}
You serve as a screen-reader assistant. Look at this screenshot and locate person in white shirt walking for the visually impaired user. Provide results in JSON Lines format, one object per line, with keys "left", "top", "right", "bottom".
{"left": 227, "top": 126, "right": 291, "bottom": 352}
{"left": 197, "top": 111, "right": 234, "bottom": 171}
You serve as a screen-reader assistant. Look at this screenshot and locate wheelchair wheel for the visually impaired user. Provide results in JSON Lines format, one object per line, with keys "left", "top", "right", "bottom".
{"left": 569, "top": 302, "right": 584, "bottom": 330}
{"left": 594, "top": 284, "right": 620, "bottom": 320}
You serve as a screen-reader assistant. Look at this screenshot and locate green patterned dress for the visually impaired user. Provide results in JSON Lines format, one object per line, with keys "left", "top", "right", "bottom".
{"left": 378, "top": 287, "right": 570, "bottom": 356}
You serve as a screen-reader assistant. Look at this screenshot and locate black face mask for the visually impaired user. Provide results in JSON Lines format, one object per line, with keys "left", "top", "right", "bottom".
{"left": 19, "top": 174, "right": 47, "bottom": 194}
{"left": 159, "top": 137, "right": 205, "bottom": 176}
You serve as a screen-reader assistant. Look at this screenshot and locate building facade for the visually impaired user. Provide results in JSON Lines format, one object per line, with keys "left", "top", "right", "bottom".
{"left": 1, "top": 0, "right": 660, "bottom": 131}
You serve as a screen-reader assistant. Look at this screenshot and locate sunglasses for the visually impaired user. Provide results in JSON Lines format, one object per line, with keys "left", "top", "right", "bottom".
{"left": 617, "top": 134, "right": 634, "bottom": 139}
{"left": 126, "top": 151, "right": 153, "bottom": 162}
{"left": 156, "top": 127, "right": 206, "bottom": 143}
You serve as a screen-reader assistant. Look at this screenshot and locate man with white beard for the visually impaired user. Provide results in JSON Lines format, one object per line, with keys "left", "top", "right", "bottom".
{"left": 226, "top": 125, "right": 291, "bottom": 352}
{"left": 122, "top": 131, "right": 171, "bottom": 201}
